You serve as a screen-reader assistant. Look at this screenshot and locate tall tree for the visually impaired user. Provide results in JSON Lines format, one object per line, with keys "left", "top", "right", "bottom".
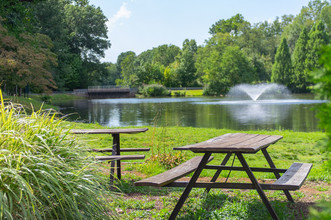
{"left": 119, "top": 52, "right": 138, "bottom": 87}
{"left": 271, "top": 38, "right": 293, "bottom": 88}
{"left": 292, "top": 27, "right": 309, "bottom": 92}
{"left": 32, "top": 0, "right": 110, "bottom": 90}
{"left": 0, "top": 21, "right": 56, "bottom": 95}
{"left": 175, "top": 39, "right": 198, "bottom": 87}
{"left": 305, "top": 21, "right": 329, "bottom": 74}
{"left": 209, "top": 13, "right": 250, "bottom": 36}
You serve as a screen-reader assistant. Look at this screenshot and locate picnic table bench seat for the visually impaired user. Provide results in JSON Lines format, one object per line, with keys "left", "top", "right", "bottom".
{"left": 135, "top": 160, "right": 312, "bottom": 191}
{"left": 95, "top": 155, "right": 145, "bottom": 161}
{"left": 135, "top": 156, "right": 214, "bottom": 187}
{"left": 91, "top": 148, "right": 150, "bottom": 153}
{"left": 268, "top": 162, "right": 312, "bottom": 190}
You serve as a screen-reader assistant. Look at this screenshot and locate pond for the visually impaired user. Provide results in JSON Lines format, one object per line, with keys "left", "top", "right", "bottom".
{"left": 57, "top": 94, "right": 326, "bottom": 132}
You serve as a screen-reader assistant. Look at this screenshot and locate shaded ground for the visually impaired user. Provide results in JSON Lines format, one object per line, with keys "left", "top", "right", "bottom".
{"left": 111, "top": 169, "right": 330, "bottom": 219}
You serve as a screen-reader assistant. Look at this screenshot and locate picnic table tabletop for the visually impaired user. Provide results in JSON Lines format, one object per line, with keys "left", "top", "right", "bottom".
{"left": 70, "top": 128, "right": 148, "bottom": 135}
{"left": 174, "top": 133, "right": 283, "bottom": 153}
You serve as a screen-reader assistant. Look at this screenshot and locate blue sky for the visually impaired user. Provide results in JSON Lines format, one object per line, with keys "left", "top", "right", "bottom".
{"left": 89, "top": 0, "right": 311, "bottom": 63}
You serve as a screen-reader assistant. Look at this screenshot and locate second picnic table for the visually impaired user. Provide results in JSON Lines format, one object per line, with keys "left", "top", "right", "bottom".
{"left": 71, "top": 128, "right": 149, "bottom": 184}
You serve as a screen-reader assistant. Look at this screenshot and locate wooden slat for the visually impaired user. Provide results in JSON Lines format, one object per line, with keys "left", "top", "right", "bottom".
{"left": 164, "top": 181, "right": 305, "bottom": 191}
{"left": 121, "top": 148, "right": 150, "bottom": 152}
{"left": 174, "top": 133, "right": 283, "bottom": 153}
{"left": 91, "top": 148, "right": 150, "bottom": 152}
{"left": 134, "top": 156, "right": 214, "bottom": 187}
{"left": 95, "top": 155, "right": 145, "bottom": 161}
{"left": 70, "top": 128, "right": 148, "bottom": 134}
{"left": 272, "top": 163, "right": 312, "bottom": 190}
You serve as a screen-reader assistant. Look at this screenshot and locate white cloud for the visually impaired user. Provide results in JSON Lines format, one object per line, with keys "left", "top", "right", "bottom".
{"left": 107, "top": 3, "right": 132, "bottom": 31}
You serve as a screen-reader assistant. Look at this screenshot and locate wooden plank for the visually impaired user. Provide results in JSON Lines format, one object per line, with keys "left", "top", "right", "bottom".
{"left": 95, "top": 155, "right": 145, "bottom": 161}
{"left": 70, "top": 128, "right": 148, "bottom": 134}
{"left": 120, "top": 148, "right": 150, "bottom": 152}
{"left": 174, "top": 133, "right": 282, "bottom": 153}
{"left": 204, "top": 165, "right": 287, "bottom": 173}
{"left": 134, "top": 156, "right": 214, "bottom": 187}
{"left": 91, "top": 148, "right": 150, "bottom": 152}
{"left": 164, "top": 181, "right": 304, "bottom": 191}
{"left": 272, "top": 163, "right": 312, "bottom": 190}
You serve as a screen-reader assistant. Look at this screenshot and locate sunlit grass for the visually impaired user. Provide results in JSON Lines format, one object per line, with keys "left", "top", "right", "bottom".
{"left": 171, "top": 89, "right": 204, "bottom": 96}
{"left": 69, "top": 123, "right": 329, "bottom": 182}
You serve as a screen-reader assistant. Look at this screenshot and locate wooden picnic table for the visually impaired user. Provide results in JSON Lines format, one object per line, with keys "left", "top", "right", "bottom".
{"left": 135, "top": 133, "right": 312, "bottom": 220}
{"left": 71, "top": 128, "right": 149, "bottom": 184}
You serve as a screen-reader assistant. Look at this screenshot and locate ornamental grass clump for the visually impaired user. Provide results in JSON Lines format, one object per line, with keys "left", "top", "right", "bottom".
{"left": 0, "top": 90, "right": 113, "bottom": 219}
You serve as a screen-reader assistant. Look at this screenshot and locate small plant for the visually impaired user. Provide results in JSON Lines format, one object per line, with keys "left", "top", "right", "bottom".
{"left": 39, "top": 94, "right": 52, "bottom": 103}
{"left": 147, "top": 151, "right": 185, "bottom": 169}
{"left": 139, "top": 84, "right": 171, "bottom": 97}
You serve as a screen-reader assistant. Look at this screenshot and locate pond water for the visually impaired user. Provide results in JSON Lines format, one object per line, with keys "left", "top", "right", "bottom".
{"left": 57, "top": 95, "right": 326, "bottom": 132}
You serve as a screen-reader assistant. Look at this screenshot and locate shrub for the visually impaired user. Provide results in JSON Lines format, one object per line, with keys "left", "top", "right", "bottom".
{"left": 173, "top": 91, "right": 186, "bottom": 97}
{"left": 0, "top": 90, "right": 113, "bottom": 219}
{"left": 139, "top": 84, "right": 171, "bottom": 97}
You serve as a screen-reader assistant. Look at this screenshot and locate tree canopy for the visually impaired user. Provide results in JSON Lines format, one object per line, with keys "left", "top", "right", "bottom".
{"left": 1, "top": 0, "right": 330, "bottom": 95}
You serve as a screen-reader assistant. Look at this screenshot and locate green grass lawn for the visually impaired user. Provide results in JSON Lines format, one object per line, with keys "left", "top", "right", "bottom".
{"left": 68, "top": 123, "right": 329, "bottom": 182}
{"left": 67, "top": 123, "right": 330, "bottom": 219}
{"left": 171, "top": 89, "right": 204, "bottom": 96}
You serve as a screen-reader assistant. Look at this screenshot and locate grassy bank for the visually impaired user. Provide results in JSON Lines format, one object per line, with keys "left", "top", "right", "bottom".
{"left": 3, "top": 93, "right": 85, "bottom": 111}
{"left": 170, "top": 89, "right": 204, "bottom": 96}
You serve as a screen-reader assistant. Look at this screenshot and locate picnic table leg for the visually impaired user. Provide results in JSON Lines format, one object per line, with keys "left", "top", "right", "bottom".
{"left": 262, "top": 148, "right": 294, "bottom": 202}
{"left": 169, "top": 152, "right": 212, "bottom": 220}
{"left": 113, "top": 134, "right": 121, "bottom": 180}
{"left": 236, "top": 152, "right": 279, "bottom": 220}
{"left": 109, "top": 134, "right": 120, "bottom": 185}
{"left": 205, "top": 153, "right": 232, "bottom": 193}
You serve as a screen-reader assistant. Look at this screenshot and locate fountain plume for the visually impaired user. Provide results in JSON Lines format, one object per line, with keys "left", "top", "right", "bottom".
{"left": 227, "top": 83, "right": 291, "bottom": 101}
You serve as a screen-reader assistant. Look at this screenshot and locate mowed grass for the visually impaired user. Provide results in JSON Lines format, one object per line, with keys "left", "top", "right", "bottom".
{"left": 68, "top": 123, "right": 330, "bottom": 219}
{"left": 68, "top": 123, "right": 329, "bottom": 182}
{"left": 171, "top": 89, "right": 204, "bottom": 96}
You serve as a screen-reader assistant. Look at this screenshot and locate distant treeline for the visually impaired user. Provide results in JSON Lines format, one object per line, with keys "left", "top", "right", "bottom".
{"left": 0, "top": 0, "right": 330, "bottom": 95}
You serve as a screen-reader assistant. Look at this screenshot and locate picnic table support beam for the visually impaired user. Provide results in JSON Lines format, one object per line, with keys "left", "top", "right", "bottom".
{"left": 205, "top": 153, "right": 232, "bottom": 193}
{"left": 169, "top": 152, "right": 212, "bottom": 220}
{"left": 236, "top": 152, "right": 279, "bottom": 220}
{"left": 262, "top": 148, "right": 294, "bottom": 202}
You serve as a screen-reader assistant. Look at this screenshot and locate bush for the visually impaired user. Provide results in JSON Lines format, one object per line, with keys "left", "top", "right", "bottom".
{"left": 0, "top": 90, "right": 113, "bottom": 219}
{"left": 173, "top": 91, "right": 186, "bottom": 97}
{"left": 139, "top": 84, "right": 171, "bottom": 97}
{"left": 203, "top": 81, "right": 228, "bottom": 96}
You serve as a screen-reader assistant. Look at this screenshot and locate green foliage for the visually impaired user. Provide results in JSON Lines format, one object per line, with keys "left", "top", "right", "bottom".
{"left": 173, "top": 91, "right": 186, "bottom": 97}
{"left": 0, "top": 90, "right": 113, "bottom": 219}
{"left": 209, "top": 13, "right": 251, "bottom": 36}
{"left": 139, "top": 84, "right": 171, "bottom": 97}
{"left": 174, "top": 39, "right": 199, "bottom": 87}
{"left": 309, "top": 44, "right": 331, "bottom": 220}
{"left": 271, "top": 38, "right": 293, "bottom": 88}
{"left": 309, "top": 201, "right": 331, "bottom": 219}
{"left": 0, "top": 21, "right": 57, "bottom": 95}
{"left": 312, "top": 45, "right": 331, "bottom": 152}
{"left": 201, "top": 45, "right": 256, "bottom": 96}
{"left": 305, "top": 21, "right": 329, "bottom": 74}
{"left": 32, "top": 0, "right": 110, "bottom": 90}
{"left": 292, "top": 27, "right": 309, "bottom": 92}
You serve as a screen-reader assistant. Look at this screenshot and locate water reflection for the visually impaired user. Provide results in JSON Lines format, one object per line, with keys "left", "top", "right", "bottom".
{"left": 195, "top": 99, "right": 326, "bottom": 126}
{"left": 58, "top": 96, "right": 326, "bottom": 132}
